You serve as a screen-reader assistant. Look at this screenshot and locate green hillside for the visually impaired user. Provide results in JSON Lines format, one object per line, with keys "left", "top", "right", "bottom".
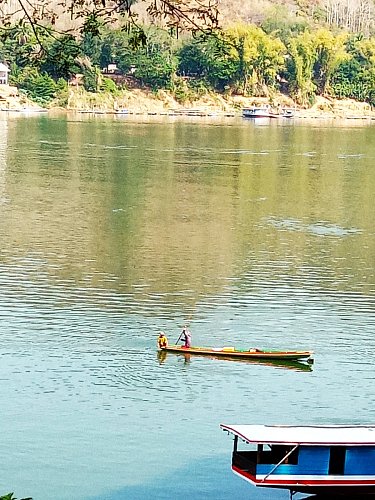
{"left": 1, "top": 0, "right": 375, "bottom": 109}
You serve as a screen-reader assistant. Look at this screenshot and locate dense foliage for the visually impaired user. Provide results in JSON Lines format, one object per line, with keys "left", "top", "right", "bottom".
{"left": 0, "top": 493, "right": 32, "bottom": 500}
{"left": 1, "top": 21, "right": 375, "bottom": 106}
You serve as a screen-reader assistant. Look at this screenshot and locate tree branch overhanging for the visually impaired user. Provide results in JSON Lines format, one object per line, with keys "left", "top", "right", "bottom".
{"left": 0, "top": 0, "right": 220, "bottom": 38}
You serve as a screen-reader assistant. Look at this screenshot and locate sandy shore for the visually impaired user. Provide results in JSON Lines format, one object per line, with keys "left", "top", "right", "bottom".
{"left": 64, "top": 88, "right": 375, "bottom": 120}
{"left": 1, "top": 84, "right": 375, "bottom": 120}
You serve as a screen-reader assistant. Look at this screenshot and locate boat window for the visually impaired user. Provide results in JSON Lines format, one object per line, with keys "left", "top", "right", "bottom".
{"left": 258, "top": 445, "right": 299, "bottom": 465}
{"left": 272, "top": 445, "right": 299, "bottom": 465}
{"left": 329, "top": 446, "right": 346, "bottom": 475}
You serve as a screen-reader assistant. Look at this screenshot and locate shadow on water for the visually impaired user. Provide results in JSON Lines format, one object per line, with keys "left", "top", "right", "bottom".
{"left": 157, "top": 351, "right": 313, "bottom": 372}
{"left": 86, "top": 455, "right": 288, "bottom": 500}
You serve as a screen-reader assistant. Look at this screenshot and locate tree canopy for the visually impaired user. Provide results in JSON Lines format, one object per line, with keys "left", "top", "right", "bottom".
{"left": 1, "top": 1, "right": 375, "bottom": 108}
{"left": 0, "top": 0, "right": 220, "bottom": 40}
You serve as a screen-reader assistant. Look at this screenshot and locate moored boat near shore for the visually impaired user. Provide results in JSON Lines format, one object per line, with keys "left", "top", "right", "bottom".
{"left": 242, "top": 106, "right": 279, "bottom": 118}
{"left": 281, "top": 108, "right": 295, "bottom": 118}
{"left": 242, "top": 106, "right": 295, "bottom": 119}
{"left": 221, "top": 424, "right": 375, "bottom": 496}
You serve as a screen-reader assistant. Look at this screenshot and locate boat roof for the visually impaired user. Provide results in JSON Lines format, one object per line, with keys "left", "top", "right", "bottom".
{"left": 221, "top": 424, "right": 375, "bottom": 446}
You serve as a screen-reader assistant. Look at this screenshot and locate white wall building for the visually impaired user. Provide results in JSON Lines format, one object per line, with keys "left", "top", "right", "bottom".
{"left": 0, "top": 63, "right": 10, "bottom": 85}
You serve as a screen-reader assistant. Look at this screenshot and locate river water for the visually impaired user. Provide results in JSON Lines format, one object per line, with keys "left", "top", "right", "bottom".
{"left": 0, "top": 112, "right": 374, "bottom": 500}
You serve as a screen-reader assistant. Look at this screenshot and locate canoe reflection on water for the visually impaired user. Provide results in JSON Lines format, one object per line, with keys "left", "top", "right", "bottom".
{"left": 157, "top": 350, "right": 313, "bottom": 372}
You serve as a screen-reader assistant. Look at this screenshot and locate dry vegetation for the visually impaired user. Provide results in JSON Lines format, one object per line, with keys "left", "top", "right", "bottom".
{"left": 219, "top": 0, "right": 375, "bottom": 34}
{"left": 1, "top": 0, "right": 374, "bottom": 33}
{"left": 218, "top": 0, "right": 296, "bottom": 25}
{"left": 61, "top": 86, "right": 375, "bottom": 118}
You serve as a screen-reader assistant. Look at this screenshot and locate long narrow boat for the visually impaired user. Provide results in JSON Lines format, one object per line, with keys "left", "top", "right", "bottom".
{"left": 159, "top": 345, "right": 313, "bottom": 362}
{"left": 221, "top": 424, "right": 375, "bottom": 496}
{"left": 242, "top": 106, "right": 279, "bottom": 118}
{"left": 157, "top": 350, "right": 313, "bottom": 371}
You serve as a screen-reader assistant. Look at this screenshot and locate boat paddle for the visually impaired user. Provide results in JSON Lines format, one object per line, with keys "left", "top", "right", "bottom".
{"left": 175, "top": 332, "right": 183, "bottom": 345}
{"left": 175, "top": 323, "right": 189, "bottom": 345}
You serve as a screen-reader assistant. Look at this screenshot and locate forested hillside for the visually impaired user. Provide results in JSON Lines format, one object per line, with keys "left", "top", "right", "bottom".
{"left": 218, "top": 0, "right": 374, "bottom": 35}
{"left": 2, "top": 0, "right": 374, "bottom": 34}
{"left": 1, "top": 0, "right": 375, "bottom": 109}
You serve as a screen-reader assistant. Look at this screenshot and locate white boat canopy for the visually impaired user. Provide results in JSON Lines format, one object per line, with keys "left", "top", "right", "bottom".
{"left": 221, "top": 424, "right": 375, "bottom": 446}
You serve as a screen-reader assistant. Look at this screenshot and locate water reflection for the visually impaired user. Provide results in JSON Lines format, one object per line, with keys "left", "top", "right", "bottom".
{"left": 158, "top": 350, "right": 313, "bottom": 372}
{"left": 157, "top": 350, "right": 168, "bottom": 364}
{"left": 86, "top": 454, "right": 287, "bottom": 500}
{"left": 267, "top": 217, "right": 363, "bottom": 237}
{"left": 2, "top": 115, "right": 375, "bottom": 307}
{"left": 0, "top": 116, "right": 7, "bottom": 205}
{"left": 0, "top": 115, "right": 374, "bottom": 500}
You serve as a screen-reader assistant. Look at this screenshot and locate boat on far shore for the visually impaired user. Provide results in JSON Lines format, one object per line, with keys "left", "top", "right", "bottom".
{"left": 242, "top": 106, "right": 295, "bottom": 119}
{"left": 0, "top": 106, "right": 48, "bottom": 113}
{"left": 282, "top": 108, "right": 295, "bottom": 118}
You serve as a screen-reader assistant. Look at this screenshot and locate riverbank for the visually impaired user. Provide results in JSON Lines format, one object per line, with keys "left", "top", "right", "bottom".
{"left": 1, "top": 83, "right": 375, "bottom": 120}
{"left": 64, "top": 87, "right": 375, "bottom": 119}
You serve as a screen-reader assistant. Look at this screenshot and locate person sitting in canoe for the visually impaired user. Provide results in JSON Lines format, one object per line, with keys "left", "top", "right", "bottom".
{"left": 181, "top": 326, "right": 191, "bottom": 348}
{"left": 157, "top": 332, "right": 168, "bottom": 349}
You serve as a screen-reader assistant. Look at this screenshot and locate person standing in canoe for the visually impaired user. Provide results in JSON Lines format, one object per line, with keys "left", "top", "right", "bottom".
{"left": 157, "top": 332, "right": 168, "bottom": 349}
{"left": 181, "top": 326, "right": 191, "bottom": 348}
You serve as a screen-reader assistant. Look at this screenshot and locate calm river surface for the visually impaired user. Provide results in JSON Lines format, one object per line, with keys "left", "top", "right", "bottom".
{"left": 0, "top": 112, "right": 374, "bottom": 500}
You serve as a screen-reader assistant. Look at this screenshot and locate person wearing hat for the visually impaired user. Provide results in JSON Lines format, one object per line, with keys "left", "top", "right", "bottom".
{"left": 157, "top": 331, "right": 168, "bottom": 349}
{"left": 181, "top": 326, "right": 191, "bottom": 348}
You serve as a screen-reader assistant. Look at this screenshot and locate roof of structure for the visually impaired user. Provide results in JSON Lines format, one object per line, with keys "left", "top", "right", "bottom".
{"left": 221, "top": 424, "right": 375, "bottom": 446}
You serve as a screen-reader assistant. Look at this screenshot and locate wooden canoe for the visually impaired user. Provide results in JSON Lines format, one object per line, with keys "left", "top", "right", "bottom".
{"left": 157, "top": 350, "right": 313, "bottom": 371}
{"left": 159, "top": 345, "right": 313, "bottom": 362}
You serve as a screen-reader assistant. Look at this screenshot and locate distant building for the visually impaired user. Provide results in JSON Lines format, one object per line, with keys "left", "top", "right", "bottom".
{"left": 104, "top": 63, "right": 119, "bottom": 74}
{"left": 0, "top": 63, "right": 9, "bottom": 85}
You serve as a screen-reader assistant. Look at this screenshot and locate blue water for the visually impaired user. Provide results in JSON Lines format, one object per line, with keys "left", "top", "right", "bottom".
{"left": 0, "top": 114, "right": 374, "bottom": 500}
